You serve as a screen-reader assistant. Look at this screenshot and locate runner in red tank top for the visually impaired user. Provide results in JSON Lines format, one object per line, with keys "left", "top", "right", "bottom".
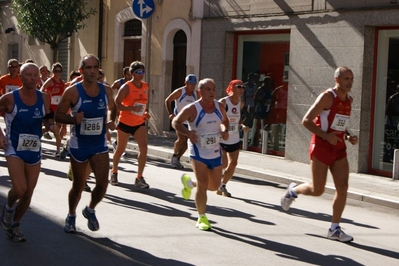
{"left": 280, "top": 66, "right": 359, "bottom": 243}
{"left": 40, "top": 63, "right": 67, "bottom": 158}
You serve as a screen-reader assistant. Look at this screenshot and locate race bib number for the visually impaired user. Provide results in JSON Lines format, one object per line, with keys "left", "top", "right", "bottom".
{"left": 6, "top": 85, "right": 19, "bottom": 93}
{"left": 17, "top": 134, "right": 40, "bottom": 152}
{"left": 330, "top": 114, "right": 350, "bottom": 132}
{"left": 51, "top": 95, "right": 61, "bottom": 105}
{"left": 80, "top": 117, "right": 103, "bottom": 135}
{"left": 229, "top": 124, "right": 238, "bottom": 132}
{"left": 229, "top": 118, "right": 239, "bottom": 132}
{"left": 200, "top": 132, "right": 220, "bottom": 149}
{"left": 131, "top": 103, "right": 146, "bottom": 116}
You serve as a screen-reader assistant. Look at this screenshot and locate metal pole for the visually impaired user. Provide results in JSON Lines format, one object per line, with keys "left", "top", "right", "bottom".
{"left": 145, "top": 17, "right": 152, "bottom": 129}
{"left": 97, "top": 0, "right": 104, "bottom": 65}
{"left": 146, "top": 17, "right": 152, "bottom": 105}
{"left": 262, "top": 129, "right": 268, "bottom": 154}
{"left": 242, "top": 131, "right": 248, "bottom": 151}
{"left": 393, "top": 149, "right": 399, "bottom": 180}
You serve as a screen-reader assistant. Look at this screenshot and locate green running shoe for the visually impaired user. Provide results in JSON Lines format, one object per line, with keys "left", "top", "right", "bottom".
{"left": 67, "top": 166, "right": 73, "bottom": 181}
{"left": 196, "top": 216, "right": 211, "bottom": 231}
{"left": 181, "top": 174, "right": 193, "bottom": 200}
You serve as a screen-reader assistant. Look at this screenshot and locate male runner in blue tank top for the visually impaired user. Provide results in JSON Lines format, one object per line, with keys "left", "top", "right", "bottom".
{"left": 55, "top": 54, "right": 117, "bottom": 233}
{"left": 0, "top": 63, "right": 57, "bottom": 242}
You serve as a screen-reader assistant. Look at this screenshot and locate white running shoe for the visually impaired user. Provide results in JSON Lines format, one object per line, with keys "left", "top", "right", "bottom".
{"left": 327, "top": 226, "right": 354, "bottom": 242}
{"left": 171, "top": 155, "right": 179, "bottom": 168}
{"left": 216, "top": 185, "right": 232, "bottom": 197}
{"left": 1, "top": 204, "right": 14, "bottom": 230}
{"left": 112, "top": 141, "right": 117, "bottom": 152}
{"left": 280, "top": 182, "right": 297, "bottom": 211}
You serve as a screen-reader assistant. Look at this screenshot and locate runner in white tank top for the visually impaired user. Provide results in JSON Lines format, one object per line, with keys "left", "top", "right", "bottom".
{"left": 218, "top": 80, "right": 249, "bottom": 197}
{"left": 172, "top": 78, "right": 229, "bottom": 231}
{"left": 165, "top": 74, "right": 199, "bottom": 168}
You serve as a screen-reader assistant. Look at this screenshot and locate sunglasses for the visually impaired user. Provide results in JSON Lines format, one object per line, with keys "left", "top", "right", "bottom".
{"left": 135, "top": 70, "right": 145, "bottom": 74}
{"left": 235, "top": 85, "right": 245, "bottom": 89}
{"left": 53, "top": 70, "right": 62, "bottom": 74}
{"left": 9, "top": 65, "right": 19, "bottom": 69}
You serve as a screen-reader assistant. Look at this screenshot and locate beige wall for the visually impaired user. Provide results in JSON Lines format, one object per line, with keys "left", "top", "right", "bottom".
{"left": 94, "top": 1, "right": 196, "bottom": 83}
{"left": 96, "top": 1, "right": 201, "bottom": 134}
{"left": 147, "top": 1, "right": 200, "bottom": 134}
{"left": 6, "top": 0, "right": 202, "bottom": 135}
{"left": 69, "top": 1, "right": 99, "bottom": 74}
{"left": 0, "top": 0, "right": 201, "bottom": 135}
{"left": 99, "top": 1, "right": 128, "bottom": 83}
{"left": 0, "top": 3, "right": 52, "bottom": 74}
{"left": 69, "top": 1, "right": 202, "bottom": 134}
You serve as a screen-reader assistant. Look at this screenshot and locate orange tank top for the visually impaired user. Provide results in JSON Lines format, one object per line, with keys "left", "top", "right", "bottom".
{"left": 119, "top": 81, "right": 149, "bottom": 127}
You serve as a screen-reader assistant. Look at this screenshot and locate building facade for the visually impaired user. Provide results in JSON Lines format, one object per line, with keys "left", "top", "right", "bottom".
{"left": 1, "top": 0, "right": 399, "bottom": 176}
{"left": 199, "top": 0, "right": 399, "bottom": 176}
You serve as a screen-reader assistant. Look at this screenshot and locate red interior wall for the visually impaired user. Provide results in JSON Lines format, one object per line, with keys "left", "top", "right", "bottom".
{"left": 259, "top": 43, "right": 290, "bottom": 85}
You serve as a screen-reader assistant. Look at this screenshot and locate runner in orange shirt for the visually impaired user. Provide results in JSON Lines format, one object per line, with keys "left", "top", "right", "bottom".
{"left": 0, "top": 59, "right": 22, "bottom": 96}
{"left": 110, "top": 61, "right": 150, "bottom": 188}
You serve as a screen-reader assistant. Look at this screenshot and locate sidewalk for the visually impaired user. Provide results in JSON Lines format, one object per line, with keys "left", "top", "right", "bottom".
{"left": 123, "top": 133, "right": 399, "bottom": 209}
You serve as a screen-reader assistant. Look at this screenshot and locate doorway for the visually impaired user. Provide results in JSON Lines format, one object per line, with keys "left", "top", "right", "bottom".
{"left": 123, "top": 39, "right": 141, "bottom": 67}
{"left": 371, "top": 29, "right": 399, "bottom": 175}
{"left": 123, "top": 19, "right": 142, "bottom": 68}
{"left": 235, "top": 32, "right": 290, "bottom": 156}
{"left": 170, "top": 30, "right": 187, "bottom": 130}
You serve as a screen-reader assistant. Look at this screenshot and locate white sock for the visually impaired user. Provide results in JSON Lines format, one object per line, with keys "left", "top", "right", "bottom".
{"left": 291, "top": 187, "right": 297, "bottom": 197}
{"left": 186, "top": 179, "right": 194, "bottom": 188}
{"left": 330, "top": 223, "right": 339, "bottom": 231}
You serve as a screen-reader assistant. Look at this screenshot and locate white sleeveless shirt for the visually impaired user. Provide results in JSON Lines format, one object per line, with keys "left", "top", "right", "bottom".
{"left": 220, "top": 97, "right": 241, "bottom": 145}
{"left": 188, "top": 100, "right": 223, "bottom": 160}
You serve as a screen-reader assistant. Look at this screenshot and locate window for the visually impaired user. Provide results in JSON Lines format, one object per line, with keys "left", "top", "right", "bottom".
{"left": 124, "top": 19, "right": 142, "bottom": 37}
{"left": 7, "top": 43, "right": 19, "bottom": 61}
{"left": 372, "top": 29, "right": 399, "bottom": 173}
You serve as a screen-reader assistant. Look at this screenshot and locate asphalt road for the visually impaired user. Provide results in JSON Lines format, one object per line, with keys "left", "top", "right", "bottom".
{"left": 0, "top": 142, "right": 398, "bottom": 266}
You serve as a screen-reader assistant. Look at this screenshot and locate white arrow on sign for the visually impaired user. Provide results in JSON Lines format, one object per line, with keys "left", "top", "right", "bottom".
{"left": 138, "top": 0, "right": 153, "bottom": 17}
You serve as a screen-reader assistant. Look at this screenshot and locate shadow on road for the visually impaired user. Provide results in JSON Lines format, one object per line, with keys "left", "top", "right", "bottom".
{"left": 0, "top": 192, "right": 193, "bottom": 266}
{"left": 307, "top": 233, "right": 399, "bottom": 261}
{"left": 212, "top": 226, "right": 363, "bottom": 265}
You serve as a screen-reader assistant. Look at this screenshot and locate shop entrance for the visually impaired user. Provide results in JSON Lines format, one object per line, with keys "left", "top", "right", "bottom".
{"left": 371, "top": 29, "right": 399, "bottom": 175}
{"left": 235, "top": 32, "right": 290, "bottom": 156}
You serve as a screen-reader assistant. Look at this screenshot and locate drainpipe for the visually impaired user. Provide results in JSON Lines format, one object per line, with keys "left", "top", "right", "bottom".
{"left": 393, "top": 149, "right": 399, "bottom": 180}
{"left": 98, "top": 0, "right": 104, "bottom": 65}
{"left": 146, "top": 18, "right": 152, "bottom": 107}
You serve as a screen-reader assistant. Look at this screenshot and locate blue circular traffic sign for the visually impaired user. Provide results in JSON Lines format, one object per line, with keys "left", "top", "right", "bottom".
{"left": 132, "top": 0, "right": 155, "bottom": 19}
